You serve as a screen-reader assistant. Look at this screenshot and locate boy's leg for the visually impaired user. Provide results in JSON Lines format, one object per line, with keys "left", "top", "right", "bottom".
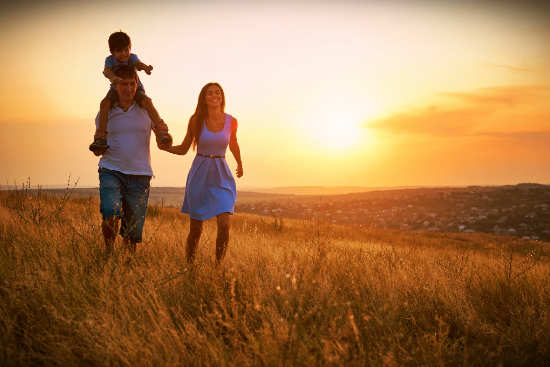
{"left": 97, "top": 88, "right": 117, "bottom": 138}
{"left": 96, "top": 98, "right": 111, "bottom": 139}
{"left": 90, "top": 89, "right": 117, "bottom": 155}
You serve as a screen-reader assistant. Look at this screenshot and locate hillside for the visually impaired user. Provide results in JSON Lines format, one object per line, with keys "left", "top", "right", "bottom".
{"left": 1, "top": 190, "right": 550, "bottom": 365}
{"left": 236, "top": 184, "right": 550, "bottom": 241}
{"left": 27, "top": 183, "right": 550, "bottom": 241}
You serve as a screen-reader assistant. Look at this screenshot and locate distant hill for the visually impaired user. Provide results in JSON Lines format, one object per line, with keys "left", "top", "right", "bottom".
{"left": 240, "top": 185, "right": 423, "bottom": 196}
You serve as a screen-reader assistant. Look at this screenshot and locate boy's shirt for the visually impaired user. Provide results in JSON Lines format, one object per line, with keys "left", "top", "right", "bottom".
{"left": 104, "top": 53, "right": 144, "bottom": 88}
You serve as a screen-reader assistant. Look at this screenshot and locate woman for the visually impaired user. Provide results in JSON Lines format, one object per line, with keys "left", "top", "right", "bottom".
{"left": 164, "top": 83, "right": 243, "bottom": 264}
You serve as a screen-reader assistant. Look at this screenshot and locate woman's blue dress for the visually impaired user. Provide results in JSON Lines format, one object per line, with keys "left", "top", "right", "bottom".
{"left": 181, "top": 113, "right": 237, "bottom": 220}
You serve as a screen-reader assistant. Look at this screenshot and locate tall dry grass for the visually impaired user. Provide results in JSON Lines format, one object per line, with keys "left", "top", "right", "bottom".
{"left": 1, "top": 187, "right": 550, "bottom": 366}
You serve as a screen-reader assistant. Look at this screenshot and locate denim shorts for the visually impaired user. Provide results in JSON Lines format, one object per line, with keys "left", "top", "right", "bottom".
{"left": 99, "top": 167, "right": 151, "bottom": 243}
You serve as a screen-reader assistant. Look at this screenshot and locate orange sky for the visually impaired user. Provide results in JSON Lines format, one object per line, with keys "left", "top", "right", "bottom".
{"left": 1, "top": 1, "right": 549, "bottom": 188}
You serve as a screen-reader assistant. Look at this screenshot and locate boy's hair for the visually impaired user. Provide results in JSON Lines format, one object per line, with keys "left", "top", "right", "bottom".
{"left": 108, "top": 31, "right": 131, "bottom": 52}
{"left": 113, "top": 64, "right": 137, "bottom": 81}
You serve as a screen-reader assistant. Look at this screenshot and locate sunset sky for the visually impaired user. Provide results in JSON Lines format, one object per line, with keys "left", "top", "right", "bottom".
{"left": 1, "top": 0, "right": 549, "bottom": 188}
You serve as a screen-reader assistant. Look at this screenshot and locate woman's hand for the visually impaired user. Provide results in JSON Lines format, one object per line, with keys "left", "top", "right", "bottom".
{"left": 236, "top": 164, "right": 243, "bottom": 178}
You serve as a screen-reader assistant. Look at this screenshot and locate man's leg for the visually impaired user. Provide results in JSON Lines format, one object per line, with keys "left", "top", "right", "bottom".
{"left": 102, "top": 216, "right": 119, "bottom": 253}
{"left": 186, "top": 218, "right": 203, "bottom": 263}
{"left": 123, "top": 237, "right": 137, "bottom": 254}
{"left": 98, "top": 168, "right": 123, "bottom": 254}
{"left": 119, "top": 174, "right": 151, "bottom": 254}
{"left": 215, "top": 213, "right": 231, "bottom": 265}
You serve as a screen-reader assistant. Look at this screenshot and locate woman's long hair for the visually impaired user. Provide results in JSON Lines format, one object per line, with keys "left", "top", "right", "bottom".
{"left": 190, "top": 82, "right": 226, "bottom": 150}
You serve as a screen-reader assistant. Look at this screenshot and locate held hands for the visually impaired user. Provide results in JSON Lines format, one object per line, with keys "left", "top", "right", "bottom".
{"left": 145, "top": 65, "right": 153, "bottom": 75}
{"left": 236, "top": 164, "right": 243, "bottom": 178}
{"left": 153, "top": 120, "right": 171, "bottom": 149}
{"left": 155, "top": 133, "right": 172, "bottom": 150}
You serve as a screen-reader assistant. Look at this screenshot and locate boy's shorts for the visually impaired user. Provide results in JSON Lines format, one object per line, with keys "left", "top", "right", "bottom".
{"left": 99, "top": 167, "right": 151, "bottom": 243}
{"left": 104, "top": 85, "right": 147, "bottom": 106}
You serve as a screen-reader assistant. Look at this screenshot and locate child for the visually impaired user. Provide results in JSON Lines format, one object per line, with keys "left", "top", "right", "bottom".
{"left": 89, "top": 31, "right": 172, "bottom": 155}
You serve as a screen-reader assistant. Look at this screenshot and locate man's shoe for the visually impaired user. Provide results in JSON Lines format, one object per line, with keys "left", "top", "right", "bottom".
{"left": 89, "top": 137, "right": 109, "bottom": 156}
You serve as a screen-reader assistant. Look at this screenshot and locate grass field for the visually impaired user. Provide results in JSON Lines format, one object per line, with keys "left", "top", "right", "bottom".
{"left": 1, "top": 187, "right": 550, "bottom": 366}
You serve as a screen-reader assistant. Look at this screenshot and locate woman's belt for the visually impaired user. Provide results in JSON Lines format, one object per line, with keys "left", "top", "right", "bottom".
{"left": 197, "top": 153, "right": 225, "bottom": 159}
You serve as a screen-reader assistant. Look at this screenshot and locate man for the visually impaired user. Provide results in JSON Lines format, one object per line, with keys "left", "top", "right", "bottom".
{"left": 94, "top": 64, "right": 170, "bottom": 254}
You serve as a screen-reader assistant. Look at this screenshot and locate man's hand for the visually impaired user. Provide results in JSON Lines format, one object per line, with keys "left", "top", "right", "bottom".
{"left": 155, "top": 129, "right": 173, "bottom": 150}
{"left": 156, "top": 138, "right": 172, "bottom": 150}
{"left": 145, "top": 65, "right": 153, "bottom": 75}
{"left": 236, "top": 164, "right": 243, "bottom": 178}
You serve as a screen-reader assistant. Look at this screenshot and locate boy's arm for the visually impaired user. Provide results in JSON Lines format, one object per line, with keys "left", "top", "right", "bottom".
{"left": 103, "top": 66, "right": 121, "bottom": 84}
{"left": 135, "top": 61, "right": 153, "bottom": 75}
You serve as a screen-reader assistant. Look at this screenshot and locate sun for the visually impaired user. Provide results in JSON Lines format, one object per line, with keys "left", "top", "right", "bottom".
{"left": 314, "top": 119, "right": 362, "bottom": 149}
{"left": 294, "top": 94, "right": 375, "bottom": 153}
{"left": 304, "top": 109, "right": 367, "bottom": 151}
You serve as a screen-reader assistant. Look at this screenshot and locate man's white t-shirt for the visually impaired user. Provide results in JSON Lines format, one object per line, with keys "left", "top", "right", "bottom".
{"left": 96, "top": 103, "right": 153, "bottom": 176}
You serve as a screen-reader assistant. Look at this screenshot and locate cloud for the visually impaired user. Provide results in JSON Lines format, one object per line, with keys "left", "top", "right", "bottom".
{"left": 486, "top": 63, "right": 532, "bottom": 73}
{"left": 470, "top": 130, "right": 550, "bottom": 140}
{"left": 366, "top": 85, "right": 550, "bottom": 137}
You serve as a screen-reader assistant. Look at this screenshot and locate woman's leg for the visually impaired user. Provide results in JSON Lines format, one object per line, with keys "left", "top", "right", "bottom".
{"left": 186, "top": 218, "right": 203, "bottom": 263}
{"left": 215, "top": 213, "right": 230, "bottom": 264}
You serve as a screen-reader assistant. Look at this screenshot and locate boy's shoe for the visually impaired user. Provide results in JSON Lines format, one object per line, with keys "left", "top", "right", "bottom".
{"left": 156, "top": 131, "right": 173, "bottom": 147}
{"left": 89, "top": 137, "right": 109, "bottom": 156}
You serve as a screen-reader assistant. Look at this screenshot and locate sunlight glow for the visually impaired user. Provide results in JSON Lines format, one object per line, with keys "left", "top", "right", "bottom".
{"left": 313, "top": 116, "right": 363, "bottom": 150}
{"left": 298, "top": 97, "right": 372, "bottom": 152}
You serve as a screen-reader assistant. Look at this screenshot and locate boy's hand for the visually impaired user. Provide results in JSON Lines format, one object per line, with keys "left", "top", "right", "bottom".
{"left": 145, "top": 65, "right": 153, "bottom": 75}
{"left": 111, "top": 76, "right": 123, "bottom": 84}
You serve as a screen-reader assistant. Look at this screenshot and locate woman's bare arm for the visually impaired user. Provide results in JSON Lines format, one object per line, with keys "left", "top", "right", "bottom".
{"left": 163, "top": 120, "right": 194, "bottom": 155}
{"left": 229, "top": 117, "right": 243, "bottom": 177}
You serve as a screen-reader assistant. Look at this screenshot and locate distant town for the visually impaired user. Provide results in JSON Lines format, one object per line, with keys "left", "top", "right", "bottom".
{"left": 235, "top": 184, "right": 550, "bottom": 242}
